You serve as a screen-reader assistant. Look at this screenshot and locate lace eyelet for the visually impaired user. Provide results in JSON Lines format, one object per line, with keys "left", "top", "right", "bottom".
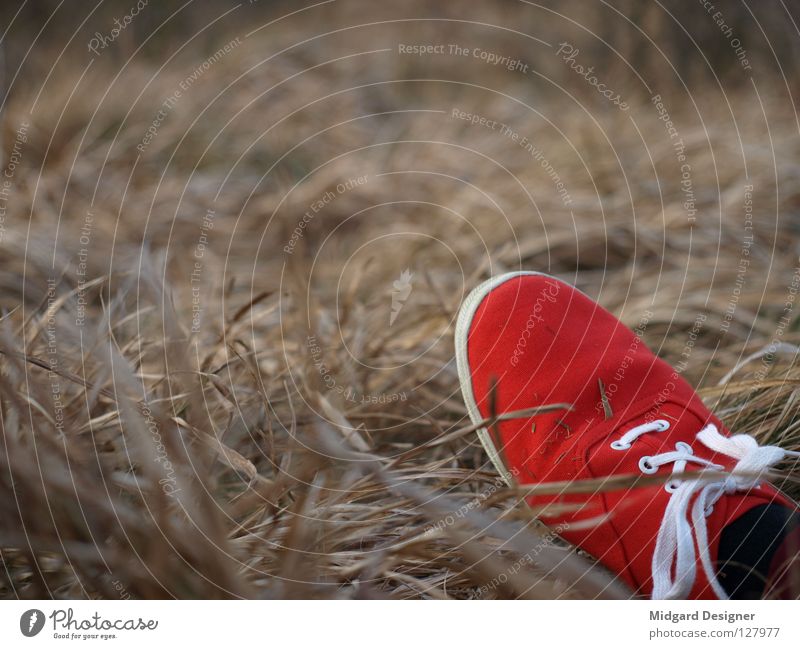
{"left": 654, "top": 419, "right": 670, "bottom": 431}
{"left": 665, "top": 480, "right": 680, "bottom": 493}
{"left": 639, "top": 456, "right": 658, "bottom": 474}
{"left": 610, "top": 440, "right": 630, "bottom": 451}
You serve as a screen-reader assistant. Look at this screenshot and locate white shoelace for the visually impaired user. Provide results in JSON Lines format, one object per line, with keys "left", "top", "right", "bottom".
{"left": 610, "top": 419, "right": 800, "bottom": 600}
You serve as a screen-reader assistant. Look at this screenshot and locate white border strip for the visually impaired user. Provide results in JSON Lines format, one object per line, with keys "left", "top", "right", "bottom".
{"left": 3, "top": 600, "right": 796, "bottom": 644}
{"left": 454, "top": 271, "right": 553, "bottom": 486}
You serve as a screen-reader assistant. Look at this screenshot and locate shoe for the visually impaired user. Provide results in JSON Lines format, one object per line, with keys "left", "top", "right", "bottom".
{"left": 454, "top": 271, "right": 798, "bottom": 599}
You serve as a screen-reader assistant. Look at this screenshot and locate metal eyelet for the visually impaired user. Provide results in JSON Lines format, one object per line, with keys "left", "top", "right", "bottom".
{"left": 639, "top": 456, "right": 658, "bottom": 474}
{"left": 665, "top": 480, "right": 680, "bottom": 493}
{"left": 654, "top": 419, "right": 670, "bottom": 431}
{"left": 610, "top": 440, "right": 630, "bottom": 451}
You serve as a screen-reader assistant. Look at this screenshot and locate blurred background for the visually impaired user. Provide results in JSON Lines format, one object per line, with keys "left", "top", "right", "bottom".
{"left": 1, "top": 0, "right": 800, "bottom": 599}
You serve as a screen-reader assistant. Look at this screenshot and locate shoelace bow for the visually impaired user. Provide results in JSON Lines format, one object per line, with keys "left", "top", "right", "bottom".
{"left": 611, "top": 419, "right": 800, "bottom": 600}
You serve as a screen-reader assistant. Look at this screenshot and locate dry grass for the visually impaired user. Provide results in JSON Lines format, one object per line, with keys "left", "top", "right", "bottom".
{"left": 1, "top": 0, "right": 800, "bottom": 599}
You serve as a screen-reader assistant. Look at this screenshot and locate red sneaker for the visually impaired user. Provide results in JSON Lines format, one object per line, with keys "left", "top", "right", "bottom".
{"left": 455, "top": 271, "right": 798, "bottom": 599}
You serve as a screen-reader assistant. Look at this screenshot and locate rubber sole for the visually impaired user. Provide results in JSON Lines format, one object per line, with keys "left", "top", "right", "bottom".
{"left": 454, "top": 270, "right": 556, "bottom": 486}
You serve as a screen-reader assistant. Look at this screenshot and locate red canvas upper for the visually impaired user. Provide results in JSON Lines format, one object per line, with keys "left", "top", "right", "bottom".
{"left": 459, "top": 272, "right": 795, "bottom": 599}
